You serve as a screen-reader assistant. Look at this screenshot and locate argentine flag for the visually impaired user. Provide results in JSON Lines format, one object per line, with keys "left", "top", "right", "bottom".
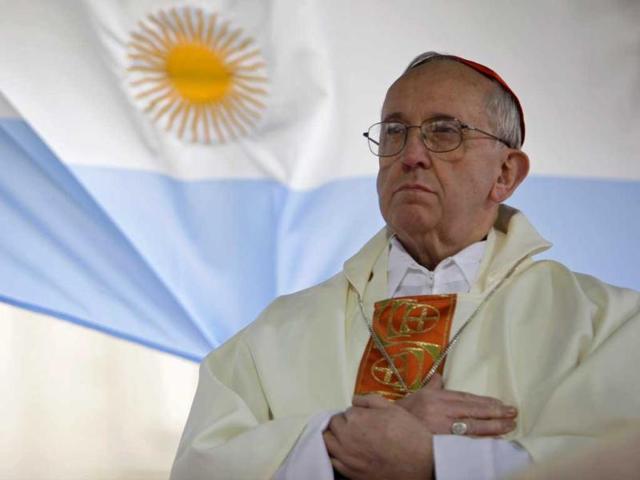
{"left": 1, "top": 0, "right": 639, "bottom": 362}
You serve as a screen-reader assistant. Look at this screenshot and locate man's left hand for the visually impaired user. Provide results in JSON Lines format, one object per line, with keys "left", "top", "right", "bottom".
{"left": 323, "top": 394, "right": 433, "bottom": 480}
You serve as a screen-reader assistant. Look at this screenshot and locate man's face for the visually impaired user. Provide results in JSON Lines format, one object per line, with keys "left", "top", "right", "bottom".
{"left": 376, "top": 61, "right": 505, "bottom": 244}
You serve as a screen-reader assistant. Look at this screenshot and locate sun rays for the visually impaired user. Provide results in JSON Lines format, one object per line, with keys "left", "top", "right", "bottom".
{"left": 127, "top": 7, "right": 267, "bottom": 144}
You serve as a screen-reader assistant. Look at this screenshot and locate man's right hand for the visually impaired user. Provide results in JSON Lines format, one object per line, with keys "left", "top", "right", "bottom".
{"left": 388, "top": 373, "right": 518, "bottom": 436}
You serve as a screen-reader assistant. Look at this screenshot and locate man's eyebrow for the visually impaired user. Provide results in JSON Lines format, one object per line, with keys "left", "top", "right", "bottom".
{"left": 428, "top": 113, "right": 456, "bottom": 121}
{"left": 381, "top": 112, "right": 457, "bottom": 122}
{"left": 382, "top": 112, "right": 405, "bottom": 122}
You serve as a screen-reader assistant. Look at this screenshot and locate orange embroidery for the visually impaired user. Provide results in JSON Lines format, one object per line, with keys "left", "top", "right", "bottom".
{"left": 354, "top": 295, "right": 456, "bottom": 400}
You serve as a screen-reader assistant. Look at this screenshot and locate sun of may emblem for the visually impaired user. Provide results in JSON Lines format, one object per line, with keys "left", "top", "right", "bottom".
{"left": 127, "top": 7, "right": 267, "bottom": 144}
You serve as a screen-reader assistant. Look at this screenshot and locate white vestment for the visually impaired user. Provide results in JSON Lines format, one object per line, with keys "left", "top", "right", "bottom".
{"left": 171, "top": 206, "right": 640, "bottom": 479}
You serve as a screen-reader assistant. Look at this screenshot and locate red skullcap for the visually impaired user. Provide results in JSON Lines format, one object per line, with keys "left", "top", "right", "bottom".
{"left": 409, "top": 54, "right": 525, "bottom": 146}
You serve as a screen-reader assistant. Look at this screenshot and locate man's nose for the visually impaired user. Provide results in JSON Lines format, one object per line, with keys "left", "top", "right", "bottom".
{"left": 400, "top": 127, "right": 432, "bottom": 169}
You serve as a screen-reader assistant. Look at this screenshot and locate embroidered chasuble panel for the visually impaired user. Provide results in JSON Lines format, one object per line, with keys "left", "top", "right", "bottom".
{"left": 354, "top": 295, "right": 456, "bottom": 400}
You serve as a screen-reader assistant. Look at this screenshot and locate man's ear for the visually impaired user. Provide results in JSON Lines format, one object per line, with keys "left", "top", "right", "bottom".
{"left": 490, "top": 149, "right": 530, "bottom": 203}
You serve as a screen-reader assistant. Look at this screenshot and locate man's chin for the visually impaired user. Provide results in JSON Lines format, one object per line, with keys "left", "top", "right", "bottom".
{"left": 389, "top": 211, "right": 439, "bottom": 237}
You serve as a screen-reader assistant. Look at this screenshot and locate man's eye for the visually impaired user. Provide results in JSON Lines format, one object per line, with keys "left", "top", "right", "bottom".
{"left": 384, "top": 123, "right": 405, "bottom": 135}
{"left": 429, "top": 121, "right": 458, "bottom": 134}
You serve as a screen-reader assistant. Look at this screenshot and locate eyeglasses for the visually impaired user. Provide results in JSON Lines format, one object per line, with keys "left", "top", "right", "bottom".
{"left": 363, "top": 118, "right": 511, "bottom": 157}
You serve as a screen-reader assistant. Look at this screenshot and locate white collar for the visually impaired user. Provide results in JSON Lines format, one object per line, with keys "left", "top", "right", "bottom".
{"left": 387, "top": 236, "right": 487, "bottom": 297}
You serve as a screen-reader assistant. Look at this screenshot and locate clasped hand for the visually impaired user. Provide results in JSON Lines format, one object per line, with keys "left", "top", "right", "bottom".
{"left": 323, "top": 374, "right": 518, "bottom": 480}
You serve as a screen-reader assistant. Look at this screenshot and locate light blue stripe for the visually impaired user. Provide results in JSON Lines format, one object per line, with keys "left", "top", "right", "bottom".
{"left": 1, "top": 118, "right": 639, "bottom": 362}
{"left": 510, "top": 175, "right": 640, "bottom": 290}
{"left": 0, "top": 119, "right": 384, "bottom": 359}
{"left": 70, "top": 166, "right": 384, "bottom": 345}
{"left": 64, "top": 171, "right": 640, "bottom": 296}
{"left": 0, "top": 119, "right": 221, "bottom": 359}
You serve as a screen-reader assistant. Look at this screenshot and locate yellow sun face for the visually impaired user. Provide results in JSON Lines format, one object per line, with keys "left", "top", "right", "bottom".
{"left": 127, "top": 7, "right": 267, "bottom": 144}
{"left": 165, "top": 43, "right": 232, "bottom": 102}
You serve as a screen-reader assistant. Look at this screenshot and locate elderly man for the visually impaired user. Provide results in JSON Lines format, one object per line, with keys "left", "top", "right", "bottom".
{"left": 171, "top": 52, "right": 640, "bottom": 479}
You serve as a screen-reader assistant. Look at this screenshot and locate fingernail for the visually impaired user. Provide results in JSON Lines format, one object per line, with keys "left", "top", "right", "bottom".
{"left": 506, "top": 407, "right": 517, "bottom": 415}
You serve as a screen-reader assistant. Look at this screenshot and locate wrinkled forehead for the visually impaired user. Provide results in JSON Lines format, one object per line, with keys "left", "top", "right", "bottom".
{"left": 382, "top": 60, "right": 496, "bottom": 122}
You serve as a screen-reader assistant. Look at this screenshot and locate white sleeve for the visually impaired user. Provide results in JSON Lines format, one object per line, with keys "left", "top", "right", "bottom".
{"left": 273, "top": 411, "right": 336, "bottom": 480}
{"left": 433, "top": 436, "right": 531, "bottom": 480}
{"left": 274, "top": 416, "right": 532, "bottom": 480}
